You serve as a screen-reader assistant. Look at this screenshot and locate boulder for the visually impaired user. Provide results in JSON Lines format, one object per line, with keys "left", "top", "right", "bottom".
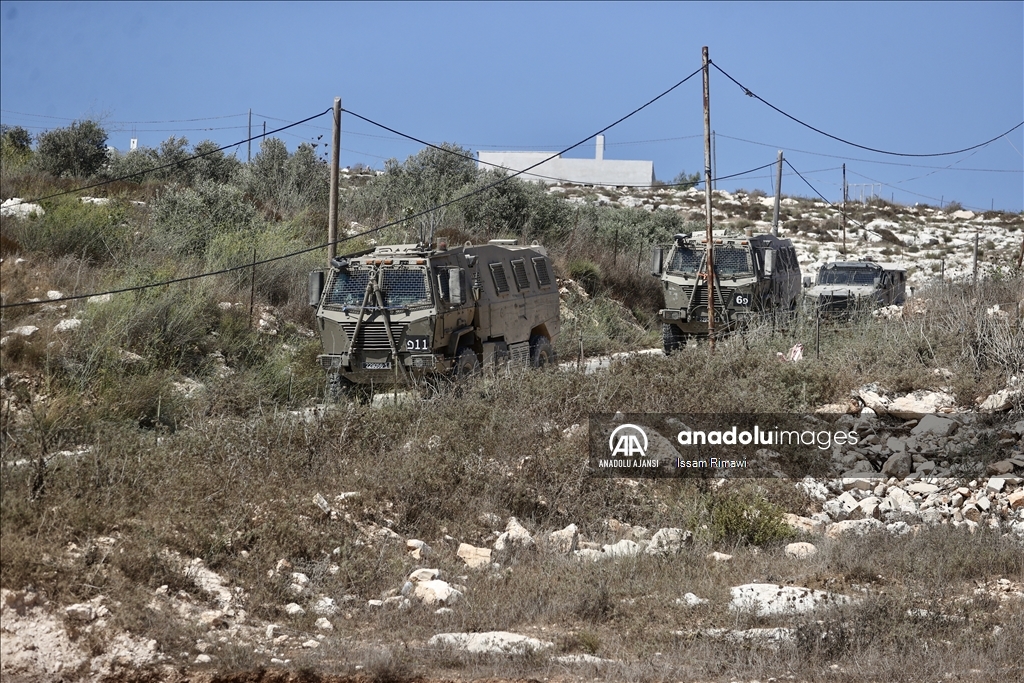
{"left": 887, "top": 391, "right": 955, "bottom": 419}
{"left": 782, "top": 513, "right": 825, "bottom": 535}
{"left": 547, "top": 524, "right": 579, "bottom": 554}
{"left": 911, "top": 415, "right": 958, "bottom": 437}
{"left": 413, "top": 579, "right": 463, "bottom": 606}
{"left": 602, "top": 539, "right": 642, "bottom": 558}
{"left": 826, "top": 518, "right": 884, "bottom": 538}
{"left": 428, "top": 631, "right": 553, "bottom": 654}
{"left": 729, "top": 584, "right": 855, "bottom": 616}
{"left": 406, "top": 539, "right": 432, "bottom": 560}
{"left": 784, "top": 542, "right": 818, "bottom": 559}
{"left": 457, "top": 543, "right": 492, "bottom": 569}
{"left": 677, "top": 592, "right": 709, "bottom": 607}
{"left": 882, "top": 452, "right": 913, "bottom": 478}
{"left": 494, "top": 517, "right": 535, "bottom": 558}
{"left": 708, "top": 551, "right": 733, "bottom": 562}
{"left": 645, "top": 527, "right": 692, "bottom": 555}
{"left": 1008, "top": 489, "right": 1024, "bottom": 510}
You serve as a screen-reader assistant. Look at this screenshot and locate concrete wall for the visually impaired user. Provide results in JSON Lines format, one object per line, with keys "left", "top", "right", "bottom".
{"left": 477, "top": 136, "right": 654, "bottom": 187}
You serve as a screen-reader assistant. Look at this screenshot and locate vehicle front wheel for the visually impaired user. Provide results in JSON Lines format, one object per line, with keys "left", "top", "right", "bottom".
{"left": 663, "top": 324, "right": 686, "bottom": 355}
{"left": 530, "top": 335, "right": 555, "bottom": 368}
{"left": 452, "top": 346, "right": 481, "bottom": 378}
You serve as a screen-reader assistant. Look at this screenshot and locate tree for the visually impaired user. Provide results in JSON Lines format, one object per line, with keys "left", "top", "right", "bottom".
{"left": 36, "top": 120, "right": 109, "bottom": 178}
{"left": 671, "top": 169, "right": 701, "bottom": 190}
{"left": 0, "top": 125, "right": 33, "bottom": 170}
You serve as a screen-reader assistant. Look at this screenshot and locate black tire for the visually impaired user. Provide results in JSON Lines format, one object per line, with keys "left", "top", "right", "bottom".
{"left": 530, "top": 335, "right": 554, "bottom": 368}
{"left": 453, "top": 346, "right": 481, "bottom": 378}
{"left": 662, "top": 324, "right": 686, "bottom": 355}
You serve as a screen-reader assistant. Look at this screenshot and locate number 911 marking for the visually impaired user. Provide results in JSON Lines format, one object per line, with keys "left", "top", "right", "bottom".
{"left": 732, "top": 292, "right": 751, "bottom": 307}
{"left": 405, "top": 336, "right": 430, "bottom": 352}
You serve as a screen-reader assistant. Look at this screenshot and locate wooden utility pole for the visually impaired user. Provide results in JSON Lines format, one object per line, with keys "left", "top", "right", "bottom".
{"left": 772, "top": 150, "right": 783, "bottom": 236}
{"left": 711, "top": 130, "right": 717, "bottom": 191}
{"left": 702, "top": 46, "right": 715, "bottom": 351}
{"left": 842, "top": 164, "right": 847, "bottom": 254}
{"left": 247, "top": 109, "right": 252, "bottom": 163}
{"left": 328, "top": 97, "right": 342, "bottom": 261}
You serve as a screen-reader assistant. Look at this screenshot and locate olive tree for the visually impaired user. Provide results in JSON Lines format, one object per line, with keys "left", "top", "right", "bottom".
{"left": 36, "top": 120, "right": 109, "bottom": 178}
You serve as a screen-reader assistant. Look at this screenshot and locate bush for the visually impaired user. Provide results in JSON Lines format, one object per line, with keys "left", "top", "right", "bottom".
{"left": 35, "top": 120, "right": 109, "bottom": 178}
{"left": 706, "top": 485, "right": 795, "bottom": 546}
{"left": 1, "top": 125, "right": 33, "bottom": 171}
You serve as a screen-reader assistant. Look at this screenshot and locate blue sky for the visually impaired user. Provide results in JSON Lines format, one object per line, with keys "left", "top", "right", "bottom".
{"left": 2, "top": 1, "right": 1022, "bottom": 211}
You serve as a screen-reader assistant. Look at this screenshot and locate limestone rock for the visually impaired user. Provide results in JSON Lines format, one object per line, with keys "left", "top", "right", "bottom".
{"left": 548, "top": 524, "right": 579, "bottom": 554}
{"left": 428, "top": 631, "right": 553, "bottom": 654}
{"left": 882, "top": 452, "right": 913, "bottom": 478}
{"left": 413, "top": 580, "right": 463, "bottom": 606}
{"left": 708, "top": 551, "right": 733, "bottom": 562}
{"left": 785, "top": 542, "right": 818, "bottom": 558}
{"left": 782, "top": 513, "right": 825, "bottom": 535}
{"left": 406, "top": 539, "right": 432, "bottom": 560}
{"left": 729, "top": 584, "right": 855, "bottom": 616}
{"left": 457, "top": 543, "right": 492, "bottom": 569}
{"left": 887, "top": 391, "right": 955, "bottom": 419}
{"left": 911, "top": 414, "right": 958, "bottom": 437}
{"left": 645, "top": 527, "right": 692, "bottom": 555}
{"left": 826, "top": 518, "right": 884, "bottom": 538}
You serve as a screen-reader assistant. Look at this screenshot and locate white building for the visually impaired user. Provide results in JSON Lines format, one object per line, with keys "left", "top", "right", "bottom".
{"left": 477, "top": 135, "right": 654, "bottom": 187}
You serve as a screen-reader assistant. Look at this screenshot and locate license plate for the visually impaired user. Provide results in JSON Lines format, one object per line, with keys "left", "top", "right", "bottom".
{"left": 698, "top": 315, "right": 708, "bottom": 322}
{"left": 363, "top": 361, "right": 392, "bottom": 370}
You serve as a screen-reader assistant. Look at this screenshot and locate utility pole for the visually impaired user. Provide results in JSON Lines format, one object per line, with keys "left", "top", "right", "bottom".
{"left": 972, "top": 230, "right": 979, "bottom": 285}
{"left": 711, "top": 130, "right": 717, "bottom": 191}
{"left": 248, "top": 109, "right": 252, "bottom": 163}
{"left": 842, "top": 164, "right": 847, "bottom": 254}
{"left": 328, "top": 97, "right": 342, "bottom": 261}
{"left": 702, "top": 46, "right": 715, "bottom": 352}
{"left": 771, "top": 150, "right": 783, "bottom": 236}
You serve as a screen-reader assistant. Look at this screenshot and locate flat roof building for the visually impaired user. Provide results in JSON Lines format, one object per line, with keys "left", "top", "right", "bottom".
{"left": 477, "top": 135, "right": 654, "bottom": 187}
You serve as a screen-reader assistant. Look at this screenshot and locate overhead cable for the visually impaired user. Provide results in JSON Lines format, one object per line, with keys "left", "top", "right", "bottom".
{"left": 711, "top": 62, "right": 1024, "bottom": 158}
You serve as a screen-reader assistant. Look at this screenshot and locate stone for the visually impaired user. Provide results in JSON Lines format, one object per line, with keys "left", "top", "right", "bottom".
{"left": 10, "top": 325, "right": 38, "bottom": 337}
{"left": 708, "top": 551, "right": 733, "bottom": 562}
{"left": 407, "top": 568, "right": 440, "bottom": 583}
{"left": 976, "top": 496, "right": 991, "bottom": 512}
{"left": 882, "top": 452, "right": 913, "bottom": 479}
{"left": 65, "top": 603, "right": 95, "bottom": 621}
{"left": 0, "top": 198, "right": 45, "bottom": 218}
{"left": 986, "top": 478, "right": 1005, "bottom": 494}
{"left": 962, "top": 505, "right": 981, "bottom": 522}
{"left": 920, "top": 508, "right": 944, "bottom": 524}
{"left": 602, "top": 539, "right": 641, "bottom": 558}
{"left": 645, "top": 527, "right": 691, "bottom": 555}
{"left": 911, "top": 414, "right": 958, "bottom": 437}
{"left": 677, "top": 592, "right": 709, "bottom": 607}
{"left": 53, "top": 318, "right": 82, "bottom": 333}
{"left": 575, "top": 548, "right": 604, "bottom": 562}
{"left": 843, "top": 477, "right": 876, "bottom": 491}
{"left": 548, "top": 524, "right": 579, "bottom": 554}
{"left": 284, "top": 603, "right": 305, "bottom": 616}
{"left": 413, "top": 580, "right": 463, "bottom": 606}
{"left": 782, "top": 513, "right": 825, "bottom": 535}
{"left": 406, "top": 539, "right": 432, "bottom": 559}
{"left": 826, "top": 518, "right": 884, "bottom": 538}
{"left": 886, "top": 487, "right": 918, "bottom": 513}
{"left": 494, "top": 517, "right": 535, "bottom": 558}
{"left": 888, "top": 391, "right": 955, "bottom": 419}
{"left": 785, "top": 542, "right": 818, "bottom": 558}
{"left": 428, "top": 631, "right": 554, "bottom": 655}
{"left": 195, "top": 654, "right": 212, "bottom": 664}
{"left": 858, "top": 387, "right": 890, "bottom": 415}
{"left": 886, "top": 436, "right": 906, "bottom": 452}
{"left": 729, "top": 584, "right": 855, "bottom": 616}
{"left": 313, "top": 596, "right": 337, "bottom": 615}
{"left": 314, "top": 617, "right": 333, "bottom": 631}
{"left": 906, "top": 482, "right": 939, "bottom": 495}
{"left": 858, "top": 497, "right": 882, "bottom": 519}
{"left": 457, "top": 543, "right": 492, "bottom": 569}
{"left": 979, "top": 389, "right": 1020, "bottom": 412}
{"left": 1008, "top": 489, "right": 1024, "bottom": 510}
{"left": 986, "top": 460, "right": 1015, "bottom": 475}
{"left": 302, "top": 639, "right": 319, "bottom": 649}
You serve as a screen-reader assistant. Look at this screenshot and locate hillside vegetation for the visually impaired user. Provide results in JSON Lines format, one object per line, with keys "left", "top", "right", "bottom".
{"left": 1, "top": 124, "right": 1023, "bottom": 682}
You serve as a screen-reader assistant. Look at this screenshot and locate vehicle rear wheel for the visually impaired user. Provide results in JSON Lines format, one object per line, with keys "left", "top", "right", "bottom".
{"left": 530, "top": 335, "right": 554, "bottom": 368}
{"left": 663, "top": 324, "right": 686, "bottom": 355}
{"left": 453, "top": 346, "right": 481, "bottom": 377}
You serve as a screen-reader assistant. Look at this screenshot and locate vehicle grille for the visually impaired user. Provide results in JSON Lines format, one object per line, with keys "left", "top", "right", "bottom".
{"left": 340, "top": 322, "right": 408, "bottom": 351}
{"left": 817, "top": 294, "right": 850, "bottom": 312}
{"left": 681, "top": 285, "right": 735, "bottom": 306}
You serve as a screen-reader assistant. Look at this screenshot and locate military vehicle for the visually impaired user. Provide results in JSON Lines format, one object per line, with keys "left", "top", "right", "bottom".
{"left": 803, "top": 261, "right": 907, "bottom": 316}
{"left": 651, "top": 231, "right": 802, "bottom": 353}
{"left": 309, "top": 239, "right": 560, "bottom": 397}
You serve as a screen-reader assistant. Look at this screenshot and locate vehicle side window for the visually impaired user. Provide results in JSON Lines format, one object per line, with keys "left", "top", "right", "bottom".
{"left": 489, "top": 262, "right": 510, "bottom": 294}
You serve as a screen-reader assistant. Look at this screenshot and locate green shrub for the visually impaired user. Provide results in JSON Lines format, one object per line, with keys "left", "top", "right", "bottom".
{"left": 35, "top": 120, "right": 109, "bottom": 178}
{"left": 706, "top": 486, "right": 795, "bottom": 546}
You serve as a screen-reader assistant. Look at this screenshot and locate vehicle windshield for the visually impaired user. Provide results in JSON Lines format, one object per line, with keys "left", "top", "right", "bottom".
{"left": 818, "top": 268, "right": 877, "bottom": 286}
{"left": 668, "top": 246, "right": 702, "bottom": 274}
{"left": 325, "top": 268, "right": 430, "bottom": 308}
{"left": 714, "top": 246, "right": 751, "bottom": 276}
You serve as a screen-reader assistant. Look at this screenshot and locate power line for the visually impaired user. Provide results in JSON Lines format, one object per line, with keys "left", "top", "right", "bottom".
{"left": 3, "top": 68, "right": 707, "bottom": 309}
{"left": 0, "top": 109, "right": 248, "bottom": 124}
{"left": 714, "top": 133, "right": 1023, "bottom": 173}
{"left": 5, "top": 109, "right": 332, "bottom": 208}
{"left": 711, "top": 61, "right": 1024, "bottom": 158}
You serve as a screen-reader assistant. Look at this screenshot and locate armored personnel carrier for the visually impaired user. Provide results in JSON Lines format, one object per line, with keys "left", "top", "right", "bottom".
{"left": 309, "top": 239, "right": 560, "bottom": 397}
{"left": 651, "top": 231, "right": 802, "bottom": 353}
{"left": 803, "top": 261, "right": 907, "bottom": 316}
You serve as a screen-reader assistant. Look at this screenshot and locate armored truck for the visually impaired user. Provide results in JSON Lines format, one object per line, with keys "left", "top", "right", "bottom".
{"left": 803, "top": 261, "right": 907, "bottom": 316}
{"left": 309, "top": 239, "right": 560, "bottom": 396}
{"left": 651, "top": 231, "right": 802, "bottom": 353}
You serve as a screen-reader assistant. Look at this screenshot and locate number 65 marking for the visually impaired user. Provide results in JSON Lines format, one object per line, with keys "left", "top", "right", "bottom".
{"left": 733, "top": 293, "right": 751, "bottom": 306}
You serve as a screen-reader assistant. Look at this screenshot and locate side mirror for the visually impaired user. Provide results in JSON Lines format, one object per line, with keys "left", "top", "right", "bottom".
{"left": 449, "top": 268, "right": 464, "bottom": 305}
{"left": 308, "top": 270, "right": 325, "bottom": 308}
{"left": 763, "top": 250, "right": 774, "bottom": 276}
{"left": 650, "top": 247, "right": 664, "bottom": 276}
